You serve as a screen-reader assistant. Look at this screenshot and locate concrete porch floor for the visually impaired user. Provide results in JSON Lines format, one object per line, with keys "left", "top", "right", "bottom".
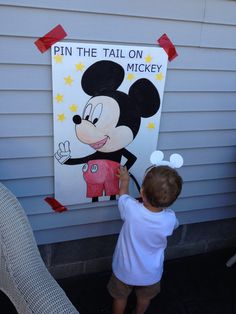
{"left": 1, "top": 247, "right": 236, "bottom": 314}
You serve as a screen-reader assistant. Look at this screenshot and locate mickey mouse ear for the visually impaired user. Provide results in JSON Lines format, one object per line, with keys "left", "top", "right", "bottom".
{"left": 150, "top": 150, "right": 164, "bottom": 165}
{"left": 150, "top": 150, "right": 184, "bottom": 169}
{"left": 81, "top": 60, "right": 125, "bottom": 96}
{"left": 169, "top": 154, "right": 184, "bottom": 168}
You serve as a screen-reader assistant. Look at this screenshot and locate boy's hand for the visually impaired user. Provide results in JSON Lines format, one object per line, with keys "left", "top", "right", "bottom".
{"left": 117, "top": 166, "right": 130, "bottom": 182}
{"left": 118, "top": 166, "right": 130, "bottom": 195}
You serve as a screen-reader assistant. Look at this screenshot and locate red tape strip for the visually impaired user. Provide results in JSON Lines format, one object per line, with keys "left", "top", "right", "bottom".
{"left": 157, "top": 33, "right": 178, "bottom": 61}
{"left": 44, "top": 197, "right": 68, "bottom": 213}
{"left": 34, "top": 24, "right": 67, "bottom": 53}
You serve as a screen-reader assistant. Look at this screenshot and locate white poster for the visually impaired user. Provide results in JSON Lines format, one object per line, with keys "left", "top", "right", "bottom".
{"left": 51, "top": 42, "right": 168, "bottom": 205}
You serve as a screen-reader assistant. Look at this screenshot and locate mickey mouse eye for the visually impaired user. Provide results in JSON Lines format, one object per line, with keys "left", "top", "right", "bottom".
{"left": 91, "top": 103, "right": 103, "bottom": 125}
{"left": 82, "top": 104, "right": 92, "bottom": 121}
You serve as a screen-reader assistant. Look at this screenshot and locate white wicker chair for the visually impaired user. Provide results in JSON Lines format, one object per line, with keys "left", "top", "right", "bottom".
{"left": 0, "top": 182, "right": 79, "bottom": 313}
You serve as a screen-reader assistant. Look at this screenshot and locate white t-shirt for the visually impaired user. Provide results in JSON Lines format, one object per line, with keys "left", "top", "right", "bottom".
{"left": 112, "top": 194, "right": 179, "bottom": 286}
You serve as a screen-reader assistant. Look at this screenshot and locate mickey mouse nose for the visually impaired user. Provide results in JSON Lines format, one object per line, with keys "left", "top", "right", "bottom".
{"left": 73, "top": 115, "right": 82, "bottom": 125}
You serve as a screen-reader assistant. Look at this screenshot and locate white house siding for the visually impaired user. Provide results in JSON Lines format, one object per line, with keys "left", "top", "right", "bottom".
{"left": 0, "top": 0, "right": 236, "bottom": 244}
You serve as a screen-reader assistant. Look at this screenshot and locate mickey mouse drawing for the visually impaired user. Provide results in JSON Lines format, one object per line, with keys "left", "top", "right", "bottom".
{"left": 55, "top": 60, "right": 160, "bottom": 202}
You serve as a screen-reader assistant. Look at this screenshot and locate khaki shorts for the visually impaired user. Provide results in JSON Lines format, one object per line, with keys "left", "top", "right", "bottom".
{"left": 107, "top": 273, "right": 161, "bottom": 300}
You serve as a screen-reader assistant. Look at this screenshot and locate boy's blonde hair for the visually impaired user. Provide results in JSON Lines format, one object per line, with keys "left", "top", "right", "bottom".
{"left": 142, "top": 165, "right": 183, "bottom": 208}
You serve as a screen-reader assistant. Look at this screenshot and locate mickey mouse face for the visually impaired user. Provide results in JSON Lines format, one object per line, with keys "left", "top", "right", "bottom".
{"left": 73, "top": 60, "right": 160, "bottom": 155}
{"left": 73, "top": 95, "right": 134, "bottom": 153}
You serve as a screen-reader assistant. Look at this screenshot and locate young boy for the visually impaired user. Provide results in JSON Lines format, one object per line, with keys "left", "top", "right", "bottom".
{"left": 107, "top": 165, "right": 183, "bottom": 314}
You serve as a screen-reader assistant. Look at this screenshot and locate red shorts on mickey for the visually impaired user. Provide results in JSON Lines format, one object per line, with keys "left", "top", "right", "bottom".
{"left": 82, "top": 159, "right": 120, "bottom": 198}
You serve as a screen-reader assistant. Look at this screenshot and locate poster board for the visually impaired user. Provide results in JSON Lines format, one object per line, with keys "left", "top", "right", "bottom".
{"left": 51, "top": 42, "right": 168, "bottom": 205}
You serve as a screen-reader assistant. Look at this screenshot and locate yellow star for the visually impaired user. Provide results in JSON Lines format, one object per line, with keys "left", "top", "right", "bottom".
{"left": 127, "top": 73, "right": 135, "bottom": 81}
{"left": 155, "top": 72, "right": 164, "bottom": 81}
{"left": 75, "top": 63, "right": 85, "bottom": 71}
{"left": 147, "top": 122, "right": 155, "bottom": 129}
{"left": 54, "top": 55, "right": 63, "bottom": 63}
{"left": 145, "top": 54, "right": 153, "bottom": 63}
{"left": 69, "top": 104, "right": 78, "bottom": 112}
{"left": 55, "top": 93, "right": 64, "bottom": 103}
{"left": 57, "top": 113, "right": 66, "bottom": 122}
{"left": 64, "top": 75, "right": 74, "bottom": 85}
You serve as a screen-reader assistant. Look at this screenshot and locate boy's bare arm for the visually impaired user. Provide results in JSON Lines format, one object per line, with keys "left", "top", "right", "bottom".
{"left": 117, "top": 166, "right": 130, "bottom": 195}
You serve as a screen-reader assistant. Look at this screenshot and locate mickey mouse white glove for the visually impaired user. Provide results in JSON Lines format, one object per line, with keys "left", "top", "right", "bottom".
{"left": 55, "top": 141, "right": 71, "bottom": 164}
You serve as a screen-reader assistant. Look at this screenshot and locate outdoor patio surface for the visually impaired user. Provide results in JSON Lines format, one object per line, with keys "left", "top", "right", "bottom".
{"left": 1, "top": 247, "right": 236, "bottom": 314}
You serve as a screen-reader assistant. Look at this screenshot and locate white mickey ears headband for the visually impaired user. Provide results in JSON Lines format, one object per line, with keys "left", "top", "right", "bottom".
{"left": 150, "top": 150, "right": 184, "bottom": 169}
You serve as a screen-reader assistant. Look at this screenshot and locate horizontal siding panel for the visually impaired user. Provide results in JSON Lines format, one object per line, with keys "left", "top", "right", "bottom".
{"left": 0, "top": 6, "right": 202, "bottom": 47}
{"left": 0, "top": 36, "right": 50, "bottom": 66}
{"left": 181, "top": 178, "right": 236, "bottom": 197}
{"left": 0, "top": 91, "right": 52, "bottom": 114}
{"left": 0, "top": 114, "right": 52, "bottom": 137}
{"left": 173, "top": 46, "right": 236, "bottom": 71}
{"left": 1, "top": 129, "right": 235, "bottom": 160}
{"left": 1, "top": 65, "right": 236, "bottom": 92}
{"left": 2, "top": 177, "right": 54, "bottom": 197}
{"left": 160, "top": 111, "right": 236, "bottom": 132}
{"left": 21, "top": 195, "right": 116, "bottom": 215}
{"left": 1, "top": 91, "right": 235, "bottom": 114}
{"left": 179, "top": 205, "right": 236, "bottom": 225}
{"left": 1, "top": 94, "right": 235, "bottom": 140}
{"left": 162, "top": 92, "right": 236, "bottom": 112}
{"left": 165, "top": 70, "right": 236, "bottom": 92}
{"left": 1, "top": 147, "right": 235, "bottom": 179}
{"left": 205, "top": 0, "right": 236, "bottom": 25}
{"left": 3, "top": 0, "right": 236, "bottom": 27}
{"left": 20, "top": 195, "right": 53, "bottom": 214}
{"left": 0, "top": 0, "right": 206, "bottom": 22}
{"left": 2, "top": 162, "right": 236, "bottom": 206}
{"left": 201, "top": 23, "right": 236, "bottom": 49}
{"left": 21, "top": 177, "right": 236, "bottom": 215}
{"left": 0, "top": 0, "right": 236, "bottom": 245}
{"left": 29, "top": 192, "right": 236, "bottom": 230}
{"left": 34, "top": 220, "right": 122, "bottom": 244}
{"left": 158, "top": 130, "right": 236, "bottom": 149}
{"left": 2, "top": 37, "right": 236, "bottom": 72}
{"left": 0, "top": 157, "right": 53, "bottom": 180}
{"left": 30, "top": 205, "right": 120, "bottom": 230}
{"left": 0, "top": 137, "right": 53, "bottom": 158}
{"left": 0, "top": 65, "right": 51, "bottom": 90}
{"left": 34, "top": 204, "right": 236, "bottom": 244}
{"left": 181, "top": 163, "right": 236, "bottom": 181}
{"left": 175, "top": 192, "right": 236, "bottom": 212}
{"left": 164, "top": 147, "right": 236, "bottom": 166}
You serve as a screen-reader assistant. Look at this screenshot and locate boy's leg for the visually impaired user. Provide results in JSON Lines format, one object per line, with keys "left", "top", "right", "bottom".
{"left": 135, "top": 281, "right": 161, "bottom": 314}
{"left": 113, "top": 298, "right": 127, "bottom": 314}
{"left": 135, "top": 297, "right": 150, "bottom": 314}
{"left": 107, "top": 274, "right": 133, "bottom": 314}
